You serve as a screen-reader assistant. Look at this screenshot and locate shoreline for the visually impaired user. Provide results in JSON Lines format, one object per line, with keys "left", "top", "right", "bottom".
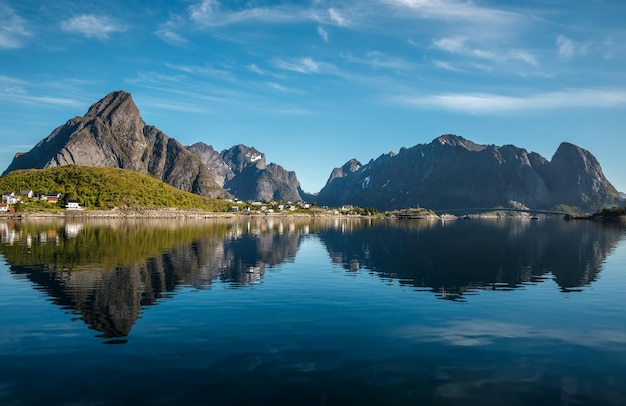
{"left": 0, "top": 208, "right": 386, "bottom": 220}
{"left": 0, "top": 208, "right": 594, "bottom": 221}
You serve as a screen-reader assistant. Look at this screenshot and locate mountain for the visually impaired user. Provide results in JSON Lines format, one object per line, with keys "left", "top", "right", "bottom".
{"left": 3, "top": 90, "right": 303, "bottom": 203}
{"left": 316, "top": 134, "right": 624, "bottom": 213}
{"left": 188, "top": 143, "right": 303, "bottom": 202}
{"left": 2, "top": 91, "right": 227, "bottom": 198}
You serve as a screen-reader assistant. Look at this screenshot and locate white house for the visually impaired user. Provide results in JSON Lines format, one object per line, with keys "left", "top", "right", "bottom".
{"left": 65, "top": 201, "right": 82, "bottom": 210}
{"left": 2, "top": 192, "right": 19, "bottom": 205}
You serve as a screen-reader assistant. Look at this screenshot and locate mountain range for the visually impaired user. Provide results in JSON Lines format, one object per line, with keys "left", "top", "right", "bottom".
{"left": 316, "top": 134, "right": 624, "bottom": 212}
{"left": 3, "top": 90, "right": 623, "bottom": 213}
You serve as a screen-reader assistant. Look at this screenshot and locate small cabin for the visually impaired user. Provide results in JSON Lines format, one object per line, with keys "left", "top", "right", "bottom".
{"left": 65, "top": 201, "right": 82, "bottom": 210}
{"left": 20, "top": 190, "right": 34, "bottom": 199}
{"left": 42, "top": 193, "right": 61, "bottom": 204}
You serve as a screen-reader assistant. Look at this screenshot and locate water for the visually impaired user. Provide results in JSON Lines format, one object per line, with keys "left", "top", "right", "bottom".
{"left": 1, "top": 217, "right": 625, "bottom": 405}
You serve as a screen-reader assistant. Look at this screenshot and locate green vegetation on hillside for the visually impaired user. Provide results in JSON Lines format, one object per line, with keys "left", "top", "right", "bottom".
{"left": 0, "top": 165, "right": 232, "bottom": 212}
{"left": 590, "top": 206, "right": 626, "bottom": 218}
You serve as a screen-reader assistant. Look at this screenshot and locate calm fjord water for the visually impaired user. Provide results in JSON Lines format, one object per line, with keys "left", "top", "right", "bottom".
{"left": 1, "top": 217, "right": 625, "bottom": 405}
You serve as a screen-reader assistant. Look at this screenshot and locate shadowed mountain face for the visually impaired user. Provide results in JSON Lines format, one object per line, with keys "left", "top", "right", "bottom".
{"left": 316, "top": 134, "right": 624, "bottom": 212}
{"left": 2, "top": 91, "right": 227, "bottom": 198}
{"left": 0, "top": 218, "right": 623, "bottom": 341}
{"left": 187, "top": 143, "right": 303, "bottom": 202}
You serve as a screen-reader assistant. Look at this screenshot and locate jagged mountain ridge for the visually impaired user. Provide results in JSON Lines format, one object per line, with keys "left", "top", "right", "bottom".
{"left": 316, "top": 134, "right": 623, "bottom": 212}
{"left": 187, "top": 143, "right": 303, "bottom": 202}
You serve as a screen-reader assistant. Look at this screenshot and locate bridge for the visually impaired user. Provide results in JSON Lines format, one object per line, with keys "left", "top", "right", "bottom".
{"left": 431, "top": 207, "right": 570, "bottom": 217}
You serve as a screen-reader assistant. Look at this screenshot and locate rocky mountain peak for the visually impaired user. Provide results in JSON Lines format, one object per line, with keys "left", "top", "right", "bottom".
{"left": 434, "top": 134, "right": 486, "bottom": 152}
{"left": 221, "top": 144, "right": 266, "bottom": 172}
{"left": 85, "top": 90, "right": 142, "bottom": 129}
{"left": 327, "top": 158, "right": 362, "bottom": 184}
{"left": 2, "top": 90, "right": 226, "bottom": 198}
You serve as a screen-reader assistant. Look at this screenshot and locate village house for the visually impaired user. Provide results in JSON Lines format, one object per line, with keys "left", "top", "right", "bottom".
{"left": 65, "top": 201, "right": 82, "bottom": 210}
{"left": 20, "top": 190, "right": 34, "bottom": 199}
{"left": 2, "top": 192, "right": 20, "bottom": 205}
{"left": 41, "top": 193, "right": 61, "bottom": 204}
{"left": 0, "top": 203, "right": 8, "bottom": 212}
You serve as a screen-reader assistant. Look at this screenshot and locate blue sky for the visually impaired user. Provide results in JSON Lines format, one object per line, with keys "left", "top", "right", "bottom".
{"left": 1, "top": 0, "right": 625, "bottom": 194}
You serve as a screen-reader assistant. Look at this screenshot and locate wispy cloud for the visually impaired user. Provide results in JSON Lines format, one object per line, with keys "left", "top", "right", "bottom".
{"left": 248, "top": 64, "right": 264, "bottom": 75}
{"left": 379, "top": 0, "right": 519, "bottom": 24}
{"left": 433, "top": 36, "right": 538, "bottom": 67}
{"left": 0, "top": 75, "right": 85, "bottom": 107}
{"left": 0, "top": 5, "right": 30, "bottom": 49}
{"left": 397, "top": 88, "right": 626, "bottom": 114}
{"left": 164, "top": 63, "right": 235, "bottom": 81}
{"left": 155, "top": 20, "right": 188, "bottom": 46}
{"left": 556, "top": 35, "right": 590, "bottom": 58}
{"left": 328, "top": 8, "right": 348, "bottom": 26}
{"left": 61, "top": 14, "right": 126, "bottom": 39}
{"left": 2, "top": 91, "right": 84, "bottom": 107}
{"left": 156, "top": 29, "right": 188, "bottom": 46}
{"left": 317, "top": 26, "right": 329, "bottom": 42}
{"left": 274, "top": 57, "right": 332, "bottom": 74}
{"left": 344, "top": 51, "right": 416, "bottom": 71}
{"left": 188, "top": 0, "right": 323, "bottom": 28}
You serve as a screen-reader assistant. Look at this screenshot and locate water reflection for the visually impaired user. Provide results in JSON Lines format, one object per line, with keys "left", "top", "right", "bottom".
{"left": 0, "top": 217, "right": 623, "bottom": 341}
{"left": 318, "top": 218, "right": 625, "bottom": 299}
{"left": 0, "top": 218, "right": 310, "bottom": 341}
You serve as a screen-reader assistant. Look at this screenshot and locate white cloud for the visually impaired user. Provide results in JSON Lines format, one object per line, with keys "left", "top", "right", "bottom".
{"left": 61, "top": 14, "right": 126, "bottom": 39}
{"left": 397, "top": 88, "right": 626, "bottom": 114}
{"left": 328, "top": 8, "right": 347, "bottom": 26}
{"left": 433, "top": 36, "right": 538, "bottom": 67}
{"left": 155, "top": 15, "right": 189, "bottom": 46}
{"left": 379, "top": 0, "right": 519, "bottom": 24}
{"left": 275, "top": 57, "right": 329, "bottom": 74}
{"left": 248, "top": 64, "right": 264, "bottom": 75}
{"left": 344, "top": 51, "right": 416, "bottom": 71}
{"left": 556, "top": 35, "right": 590, "bottom": 58}
{"left": 265, "top": 82, "right": 291, "bottom": 92}
{"left": 2, "top": 91, "right": 83, "bottom": 107}
{"left": 317, "top": 26, "right": 329, "bottom": 42}
{"left": 164, "top": 63, "right": 235, "bottom": 81}
{"left": 157, "top": 30, "right": 187, "bottom": 46}
{"left": 188, "top": 0, "right": 322, "bottom": 28}
{"left": 0, "top": 5, "right": 30, "bottom": 49}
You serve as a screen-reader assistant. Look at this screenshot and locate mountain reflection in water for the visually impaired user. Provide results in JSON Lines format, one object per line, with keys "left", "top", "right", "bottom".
{"left": 0, "top": 217, "right": 622, "bottom": 341}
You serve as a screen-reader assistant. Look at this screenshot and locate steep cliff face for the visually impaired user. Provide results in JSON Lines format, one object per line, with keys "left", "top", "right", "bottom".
{"left": 189, "top": 143, "right": 303, "bottom": 202}
{"left": 3, "top": 91, "right": 227, "bottom": 198}
{"left": 186, "top": 142, "right": 234, "bottom": 188}
{"left": 316, "top": 134, "right": 623, "bottom": 212}
{"left": 543, "top": 142, "right": 621, "bottom": 209}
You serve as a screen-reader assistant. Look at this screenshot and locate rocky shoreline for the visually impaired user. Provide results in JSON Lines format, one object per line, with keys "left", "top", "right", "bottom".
{"left": 0, "top": 208, "right": 382, "bottom": 220}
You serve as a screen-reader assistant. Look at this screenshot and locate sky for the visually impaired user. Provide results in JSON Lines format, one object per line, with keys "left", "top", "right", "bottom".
{"left": 1, "top": 0, "right": 625, "bottom": 194}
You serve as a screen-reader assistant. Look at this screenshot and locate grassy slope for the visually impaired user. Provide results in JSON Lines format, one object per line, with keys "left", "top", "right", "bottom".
{"left": 0, "top": 165, "right": 231, "bottom": 212}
